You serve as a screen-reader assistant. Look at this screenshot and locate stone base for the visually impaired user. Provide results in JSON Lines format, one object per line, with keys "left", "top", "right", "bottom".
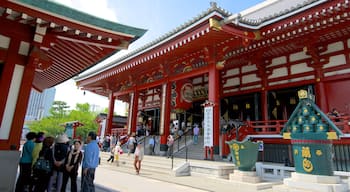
{"left": 0, "top": 151, "right": 21, "bottom": 192}
{"left": 172, "top": 162, "right": 191, "bottom": 177}
{"left": 273, "top": 172, "right": 349, "bottom": 192}
{"left": 228, "top": 171, "right": 279, "bottom": 192}
{"left": 230, "top": 170, "right": 262, "bottom": 183}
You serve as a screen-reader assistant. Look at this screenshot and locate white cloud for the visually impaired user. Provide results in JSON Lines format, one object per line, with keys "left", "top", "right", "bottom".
{"left": 52, "top": 0, "right": 125, "bottom": 114}
{"left": 50, "top": 0, "right": 118, "bottom": 22}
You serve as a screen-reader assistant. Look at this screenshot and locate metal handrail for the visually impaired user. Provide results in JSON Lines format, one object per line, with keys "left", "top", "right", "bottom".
{"left": 170, "top": 129, "right": 192, "bottom": 169}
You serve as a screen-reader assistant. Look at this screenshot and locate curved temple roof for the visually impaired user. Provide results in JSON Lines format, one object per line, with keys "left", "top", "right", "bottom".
{"left": 0, "top": 0, "right": 147, "bottom": 90}
{"left": 75, "top": 0, "right": 329, "bottom": 84}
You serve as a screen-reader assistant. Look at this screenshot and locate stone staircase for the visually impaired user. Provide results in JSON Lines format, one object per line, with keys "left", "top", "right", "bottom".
{"left": 173, "top": 136, "right": 205, "bottom": 160}
{"left": 99, "top": 150, "right": 235, "bottom": 179}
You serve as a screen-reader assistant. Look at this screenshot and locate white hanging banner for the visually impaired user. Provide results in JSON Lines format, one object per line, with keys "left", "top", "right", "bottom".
{"left": 203, "top": 106, "right": 213, "bottom": 147}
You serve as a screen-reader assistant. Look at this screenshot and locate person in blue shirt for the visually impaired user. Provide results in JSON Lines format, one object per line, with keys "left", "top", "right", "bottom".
{"left": 15, "top": 131, "right": 36, "bottom": 192}
{"left": 81, "top": 131, "right": 99, "bottom": 192}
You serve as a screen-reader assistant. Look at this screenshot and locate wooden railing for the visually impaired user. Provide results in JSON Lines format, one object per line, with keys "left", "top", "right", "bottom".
{"left": 229, "top": 116, "right": 350, "bottom": 140}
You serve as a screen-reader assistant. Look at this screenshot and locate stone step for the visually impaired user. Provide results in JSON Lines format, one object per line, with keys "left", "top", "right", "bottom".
{"left": 100, "top": 151, "right": 235, "bottom": 179}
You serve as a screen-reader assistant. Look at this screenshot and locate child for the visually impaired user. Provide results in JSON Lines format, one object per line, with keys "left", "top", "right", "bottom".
{"left": 107, "top": 144, "right": 115, "bottom": 163}
{"left": 114, "top": 142, "right": 123, "bottom": 166}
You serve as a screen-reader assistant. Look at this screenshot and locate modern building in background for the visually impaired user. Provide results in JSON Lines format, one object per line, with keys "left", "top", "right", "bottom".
{"left": 25, "top": 88, "right": 56, "bottom": 121}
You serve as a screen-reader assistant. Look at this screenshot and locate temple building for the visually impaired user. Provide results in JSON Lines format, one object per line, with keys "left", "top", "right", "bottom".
{"left": 75, "top": 0, "right": 350, "bottom": 171}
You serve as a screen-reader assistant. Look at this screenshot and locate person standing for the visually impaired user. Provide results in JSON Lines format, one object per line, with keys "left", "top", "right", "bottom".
{"left": 61, "top": 140, "right": 83, "bottom": 192}
{"left": 134, "top": 142, "right": 144, "bottom": 175}
{"left": 114, "top": 142, "right": 123, "bottom": 166}
{"left": 148, "top": 135, "right": 156, "bottom": 155}
{"left": 15, "top": 132, "right": 36, "bottom": 192}
{"left": 166, "top": 135, "right": 174, "bottom": 158}
{"left": 31, "top": 136, "right": 55, "bottom": 192}
{"left": 193, "top": 124, "right": 200, "bottom": 145}
{"left": 127, "top": 133, "right": 136, "bottom": 156}
{"left": 47, "top": 134, "right": 70, "bottom": 192}
{"left": 32, "top": 132, "right": 45, "bottom": 167}
{"left": 81, "top": 131, "right": 100, "bottom": 192}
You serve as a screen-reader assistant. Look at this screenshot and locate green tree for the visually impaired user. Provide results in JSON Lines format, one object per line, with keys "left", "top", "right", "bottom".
{"left": 50, "top": 101, "right": 70, "bottom": 117}
{"left": 29, "top": 102, "right": 99, "bottom": 139}
{"left": 69, "top": 103, "right": 98, "bottom": 139}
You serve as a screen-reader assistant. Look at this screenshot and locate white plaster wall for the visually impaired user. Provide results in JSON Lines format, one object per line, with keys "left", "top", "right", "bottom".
{"left": 290, "top": 51, "right": 309, "bottom": 62}
{"left": 323, "top": 54, "right": 346, "bottom": 68}
{"left": 18, "top": 41, "right": 30, "bottom": 56}
{"left": 323, "top": 41, "right": 344, "bottom": 55}
{"left": 241, "top": 64, "right": 257, "bottom": 73}
{"left": 223, "top": 77, "right": 239, "bottom": 88}
{"left": 269, "top": 67, "right": 288, "bottom": 79}
{"left": 0, "top": 65, "right": 24, "bottom": 140}
{"left": 242, "top": 74, "right": 260, "bottom": 84}
{"left": 268, "top": 56, "right": 287, "bottom": 67}
{"left": 223, "top": 68, "right": 239, "bottom": 78}
{"left": 291, "top": 62, "right": 313, "bottom": 74}
{"left": 0, "top": 35, "right": 10, "bottom": 49}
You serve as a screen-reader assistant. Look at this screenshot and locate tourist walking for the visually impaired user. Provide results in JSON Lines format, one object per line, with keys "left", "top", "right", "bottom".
{"left": 134, "top": 142, "right": 144, "bottom": 175}
{"left": 15, "top": 132, "right": 36, "bottom": 192}
{"left": 61, "top": 140, "right": 83, "bottom": 192}
{"left": 81, "top": 131, "right": 100, "bottom": 192}
{"left": 106, "top": 144, "right": 115, "bottom": 163}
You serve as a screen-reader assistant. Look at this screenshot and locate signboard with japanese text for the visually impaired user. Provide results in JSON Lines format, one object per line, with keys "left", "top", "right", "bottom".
{"left": 204, "top": 106, "right": 213, "bottom": 147}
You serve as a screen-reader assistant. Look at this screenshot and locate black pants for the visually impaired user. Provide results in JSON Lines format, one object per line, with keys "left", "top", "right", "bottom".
{"left": 15, "top": 163, "right": 32, "bottom": 192}
{"left": 107, "top": 155, "right": 114, "bottom": 162}
{"left": 61, "top": 170, "right": 78, "bottom": 192}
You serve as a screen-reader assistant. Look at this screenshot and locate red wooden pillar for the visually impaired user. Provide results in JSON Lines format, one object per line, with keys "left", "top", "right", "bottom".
{"left": 160, "top": 82, "right": 171, "bottom": 153}
{"left": 314, "top": 68, "right": 328, "bottom": 112}
{"left": 0, "top": 40, "right": 20, "bottom": 129}
{"left": 7, "top": 56, "right": 36, "bottom": 150}
{"left": 127, "top": 90, "right": 139, "bottom": 135}
{"left": 208, "top": 59, "right": 220, "bottom": 154}
{"left": 106, "top": 92, "right": 115, "bottom": 136}
{"left": 261, "top": 88, "right": 268, "bottom": 121}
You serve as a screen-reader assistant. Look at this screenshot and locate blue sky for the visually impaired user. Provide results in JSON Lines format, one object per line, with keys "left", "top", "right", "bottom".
{"left": 53, "top": 0, "right": 264, "bottom": 113}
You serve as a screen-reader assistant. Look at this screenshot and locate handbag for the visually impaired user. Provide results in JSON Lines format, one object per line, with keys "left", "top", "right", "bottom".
{"left": 34, "top": 157, "right": 52, "bottom": 173}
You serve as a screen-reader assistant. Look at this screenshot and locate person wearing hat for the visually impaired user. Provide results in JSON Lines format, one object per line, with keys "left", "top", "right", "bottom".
{"left": 47, "top": 134, "right": 70, "bottom": 192}
{"left": 134, "top": 142, "right": 144, "bottom": 175}
{"left": 81, "top": 131, "right": 100, "bottom": 191}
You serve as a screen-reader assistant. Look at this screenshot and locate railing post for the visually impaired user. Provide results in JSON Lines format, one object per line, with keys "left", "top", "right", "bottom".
{"left": 171, "top": 144, "right": 174, "bottom": 169}
{"left": 343, "top": 116, "right": 350, "bottom": 133}
{"left": 276, "top": 121, "right": 281, "bottom": 134}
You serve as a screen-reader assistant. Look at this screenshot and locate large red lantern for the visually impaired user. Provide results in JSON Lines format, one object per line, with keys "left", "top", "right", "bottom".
{"left": 171, "top": 80, "right": 193, "bottom": 110}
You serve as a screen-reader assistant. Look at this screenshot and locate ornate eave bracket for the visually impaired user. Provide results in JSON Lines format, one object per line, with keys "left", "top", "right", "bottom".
{"left": 209, "top": 18, "right": 261, "bottom": 43}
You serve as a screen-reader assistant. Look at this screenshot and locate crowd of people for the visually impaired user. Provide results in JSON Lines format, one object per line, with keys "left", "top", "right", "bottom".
{"left": 16, "top": 122, "right": 201, "bottom": 191}
{"left": 15, "top": 131, "right": 99, "bottom": 192}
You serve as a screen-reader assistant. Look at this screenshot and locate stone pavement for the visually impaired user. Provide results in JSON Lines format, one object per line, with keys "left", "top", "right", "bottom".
{"left": 80, "top": 156, "right": 276, "bottom": 192}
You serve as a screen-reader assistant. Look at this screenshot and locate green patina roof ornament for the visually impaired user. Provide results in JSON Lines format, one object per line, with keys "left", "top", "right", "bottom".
{"left": 281, "top": 89, "right": 343, "bottom": 140}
